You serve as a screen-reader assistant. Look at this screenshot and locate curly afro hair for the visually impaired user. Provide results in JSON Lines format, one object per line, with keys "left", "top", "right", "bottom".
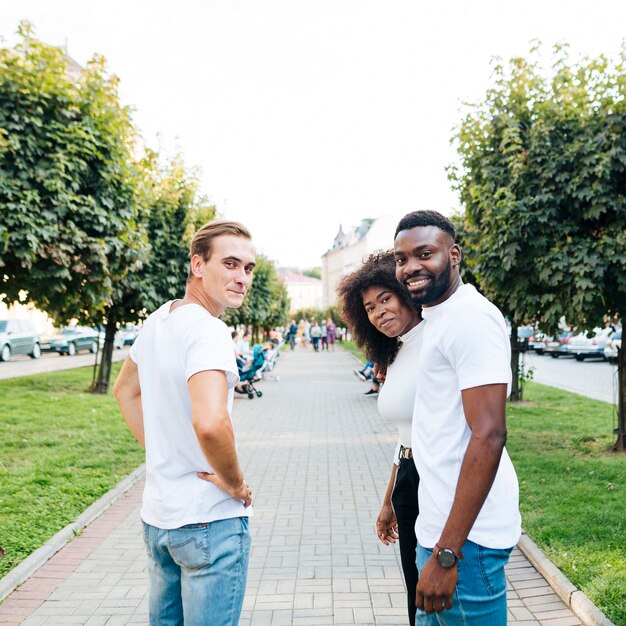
{"left": 336, "top": 250, "right": 418, "bottom": 369}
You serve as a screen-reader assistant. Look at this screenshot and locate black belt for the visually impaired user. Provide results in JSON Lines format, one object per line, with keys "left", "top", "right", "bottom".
{"left": 399, "top": 445, "right": 412, "bottom": 460}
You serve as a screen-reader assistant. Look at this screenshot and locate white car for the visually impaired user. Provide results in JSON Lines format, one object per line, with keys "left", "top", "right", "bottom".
{"left": 604, "top": 329, "right": 622, "bottom": 364}
{"left": 120, "top": 326, "right": 140, "bottom": 346}
{"left": 95, "top": 327, "right": 124, "bottom": 350}
{"left": 568, "top": 327, "right": 614, "bottom": 362}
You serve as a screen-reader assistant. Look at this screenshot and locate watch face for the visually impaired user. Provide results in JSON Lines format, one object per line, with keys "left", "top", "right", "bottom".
{"left": 436, "top": 548, "right": 457, "bottom": 568}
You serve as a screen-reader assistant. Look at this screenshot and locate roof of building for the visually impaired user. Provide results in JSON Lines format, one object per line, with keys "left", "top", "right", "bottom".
{"left": 323, "top": 218, "right": 375, "bottom": 256}
{"left": 278, "top": 270, "right": 322, "bottom": 284}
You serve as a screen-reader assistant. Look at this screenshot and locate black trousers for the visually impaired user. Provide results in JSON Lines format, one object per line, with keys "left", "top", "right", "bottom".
{"left": 391, "top": 457, "right": 419, "bottom": 626}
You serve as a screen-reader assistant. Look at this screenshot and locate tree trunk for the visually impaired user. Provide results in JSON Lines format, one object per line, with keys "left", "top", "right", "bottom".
{"left": 509, "top": 326, "right": 521, "bottom": 402}
{"left": 614, "top": 343, "right": 625, "bottom": 452}
{"left": 92, "top": 334, "right": 100, "bottom": 389}
{"left": 92, "top": 314, "right": 117, "bottom": 394}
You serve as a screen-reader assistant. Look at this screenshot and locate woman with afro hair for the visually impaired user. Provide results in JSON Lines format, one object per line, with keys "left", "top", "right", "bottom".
{"left": 337, "top": 250, "right": 424, "bottom": 626}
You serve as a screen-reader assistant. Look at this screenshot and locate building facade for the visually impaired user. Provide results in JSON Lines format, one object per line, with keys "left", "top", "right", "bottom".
{"left": 321, "top": 215, "right": 399, "bottom": 307}
{"left": 278, "top": 271, "right": 324, "bottom": 313}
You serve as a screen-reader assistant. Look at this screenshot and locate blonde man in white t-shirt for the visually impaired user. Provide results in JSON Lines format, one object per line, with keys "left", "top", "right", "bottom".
{"left": 394, "top": 210, "right": 521, "bottom": 626}
{"left": 113, "top": 220, "right": 256, "bottom": 626}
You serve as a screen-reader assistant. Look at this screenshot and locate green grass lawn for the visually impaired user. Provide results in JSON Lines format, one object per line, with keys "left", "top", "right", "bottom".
{"left": 507, "top": 382, "right": 625, "bottom": 624}
{"left": 0, "top": 363, "right": 143, "bottom": 578}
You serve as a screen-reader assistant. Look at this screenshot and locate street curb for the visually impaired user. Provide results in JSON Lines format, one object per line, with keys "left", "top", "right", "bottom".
{"left": 0, "top": 464, "right": 145, "bottom": 603}
{"left": 517, "top": 533, "right": 616, "bottom": 626}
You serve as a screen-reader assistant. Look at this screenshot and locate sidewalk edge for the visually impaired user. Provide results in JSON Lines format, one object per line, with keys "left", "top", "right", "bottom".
{"left": 0, "top": 463, "right": 145, "bottom": 603}
{"left": 517, "top": 532, "right": 616, "bottom": 626}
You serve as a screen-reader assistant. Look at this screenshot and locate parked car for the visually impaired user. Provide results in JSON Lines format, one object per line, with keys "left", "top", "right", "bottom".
{"left": 113, "top": 331, "right": 124, "bottom": 350}
{"left": 49, "top": 327, "right": 99, "bottom": 356}
{"left": 513, "top": 325, "right": 532, "bottom": 352}
{"left": 567, "top": 327, "right": 614, "bottom": 361}
{"left": 544, "top": 331, "right": 574, "bottom": 358}
{"left": 120, "top": 325, "right": 140, "bottom": 346}
{"left": 0, "top": 319, "right": 41, "bottom": 362}
{"left": 529, "top": 332, "right": 548, "bottom": 355}
{"left": 604, "top": 329, "right": 622, "bottom": 364}
{"left": 94, "top": 327, "right": 124, "bottom": 350}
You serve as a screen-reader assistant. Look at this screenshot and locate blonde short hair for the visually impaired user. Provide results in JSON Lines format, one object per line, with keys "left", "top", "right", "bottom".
{"left": 188, "top": 220, "right": 252, "bottom": 281}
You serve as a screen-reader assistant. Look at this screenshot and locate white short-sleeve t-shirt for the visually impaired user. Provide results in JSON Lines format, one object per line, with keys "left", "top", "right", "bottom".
{"left": 413, "top": 284, "right": 521, "bottom": 549}
{"left": 377, "top": 321, "right": 425, "bottom": 463}
{"left": 130, "top": 301, "right": 248, "bottom": 529}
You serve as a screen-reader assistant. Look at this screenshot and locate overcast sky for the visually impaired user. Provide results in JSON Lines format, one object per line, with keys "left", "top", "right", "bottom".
{"left": 3, "top": 1, "right": 626, "bottom": 268}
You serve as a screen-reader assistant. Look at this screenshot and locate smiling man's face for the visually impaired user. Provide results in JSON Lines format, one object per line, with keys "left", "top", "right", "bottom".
{"left": 394, "top": 225, "right": 461, "bottom": 307}
{"left": 195, "top": 234, "right": 256, "bottom": 313}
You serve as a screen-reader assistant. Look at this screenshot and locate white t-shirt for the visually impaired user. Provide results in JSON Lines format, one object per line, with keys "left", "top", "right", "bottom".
{"left": 412, "top": 284, "right": 521, "bottom": 549}
{"left": 377, "top": 321, "right": 425, "bottom": 464}
{"left": 130, "top": 301, "right": 249, "bottom": 529}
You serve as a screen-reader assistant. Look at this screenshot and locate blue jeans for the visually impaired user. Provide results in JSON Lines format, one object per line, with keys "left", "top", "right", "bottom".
{"left": 415, "top": 539, "right": 512, "bottom": 625}
{"left": 143, "top": 518, "right": 251, "bottom": 626}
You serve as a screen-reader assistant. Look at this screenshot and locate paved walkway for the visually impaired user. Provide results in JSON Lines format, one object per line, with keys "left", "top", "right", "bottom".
{"left": 0, "top": 348, "right": 584, "bottom": 625}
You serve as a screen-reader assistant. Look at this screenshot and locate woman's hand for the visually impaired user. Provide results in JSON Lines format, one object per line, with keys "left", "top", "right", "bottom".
{"left": 376, "top": 504, "right": 398, "bottom": 545}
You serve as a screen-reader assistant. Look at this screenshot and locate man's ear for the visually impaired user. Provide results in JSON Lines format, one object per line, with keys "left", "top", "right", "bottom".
{"left": 190, "top": 254, "right": 204, "bottom": 278}
{"left": 450, "top": 244, "right": 462, "bottom": 268}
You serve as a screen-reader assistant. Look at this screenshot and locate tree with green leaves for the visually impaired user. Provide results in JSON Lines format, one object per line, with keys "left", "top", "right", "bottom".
{"left": 0, "top": 26, "right": 217, "bottom": 393}
{"left": 449, "top": 44, "right": 626, "bottom": 449}
{"left": 264, "top": 277, "right": 290, "bottom": 335}
{"left": 292, "top": 305, "right": 342, "bottom": 326}
{"left": 302, "top": 267, "right": 321, "bottom": 280}
{"left": 91, "top": 153, "right": 216, "bottom": 393}
{"left": 0, "top": 24, "right": 146, "bottom": 332}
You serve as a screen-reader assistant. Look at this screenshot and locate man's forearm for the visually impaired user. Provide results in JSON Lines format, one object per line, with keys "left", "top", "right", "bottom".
{"left": 118, "top": 396, "right": 145, "bottom": 448}
{"left": 437, "top": 431, "right": 505, "bottom": 552}
{"left": 112, "top": 358, "right": 145, "bottom": 448}
{"left": 194, "top": 412, "right": 244, "bottom": 489}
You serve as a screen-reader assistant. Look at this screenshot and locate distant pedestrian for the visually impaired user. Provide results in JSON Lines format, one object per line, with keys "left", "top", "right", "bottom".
{"left": 301, "top": 319, "right": 311, "bottom": 348}
{"left": 354, "top": 361, "right": 375, "bottom": 381}
{"left": 113, "top": 220, "right": 255, "bottom": 626}
{"left": 394, "top": 210, "right": 521, "bottom": 625}
{"left": 337, "top": 250, "right": 423, "bottom": 626}
{"left": 321, "top": 320, "right": 328, "bottom": 351}
{"left": 287, "top": 319, "right": 298, "bottom": 350}
{"left": 310, "top": 320, "right": 322, "bottom": 351}
{"left": 326, "top": 318, "right": 336, "bottom": 351}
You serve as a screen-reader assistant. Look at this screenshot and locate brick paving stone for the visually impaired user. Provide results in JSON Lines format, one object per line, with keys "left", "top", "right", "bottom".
{"left": 0, "top": 348, "right": 587, "bottom": 625}
{"left": 539, "top": 618, "right": 583, "bottom": 626}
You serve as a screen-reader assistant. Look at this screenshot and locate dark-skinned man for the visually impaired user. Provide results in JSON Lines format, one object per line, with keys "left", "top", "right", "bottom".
{"left": 394, "top": 210, "right": 521, "bottom": 625}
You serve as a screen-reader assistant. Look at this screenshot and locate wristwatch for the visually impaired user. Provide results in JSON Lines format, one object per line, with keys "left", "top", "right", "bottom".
{"left": 435, "top": 543, "right": 461, "bottom": 569}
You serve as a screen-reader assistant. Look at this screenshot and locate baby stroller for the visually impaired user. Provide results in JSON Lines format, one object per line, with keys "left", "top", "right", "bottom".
{"left": 236, "top": 344, "right": 267, "bottom": 399}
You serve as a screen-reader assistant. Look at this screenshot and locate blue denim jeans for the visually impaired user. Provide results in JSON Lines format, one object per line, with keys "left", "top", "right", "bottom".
{"left": 143, "top": 517, "right": 251, "bottom": 626}
{"left": 415, "top": 539, "right": 512, "bottom": 625}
